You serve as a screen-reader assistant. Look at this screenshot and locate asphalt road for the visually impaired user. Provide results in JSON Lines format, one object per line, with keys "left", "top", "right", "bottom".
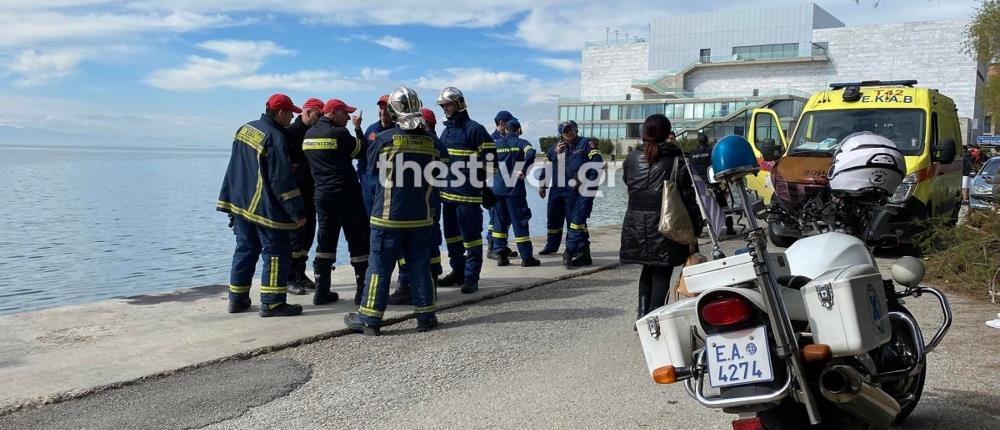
{"left": 2, "top": 265, "right": 998, "bottom": 429}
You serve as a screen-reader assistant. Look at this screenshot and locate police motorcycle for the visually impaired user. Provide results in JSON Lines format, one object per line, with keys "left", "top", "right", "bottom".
{"left": 635, "top": 134, "right": 952, "bottom": 429}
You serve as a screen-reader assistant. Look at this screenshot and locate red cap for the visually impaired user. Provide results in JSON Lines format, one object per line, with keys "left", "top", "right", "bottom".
{"left": 266, "top": 93, "right": 301, "bottom": 113}
{"left": 377, "top": 94, "right": 389, "bottom": 106}
{"left": 322, "top": 99, "right": 357, "bottom": 114}
{"left": 302, "top": 97, "right": 324, "bottom": 112}
{"left": 420, "top": 107, "right": 436, "bottom": 125}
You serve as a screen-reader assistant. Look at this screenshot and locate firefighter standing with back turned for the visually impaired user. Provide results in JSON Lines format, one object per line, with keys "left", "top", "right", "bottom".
{"left": 302, "top": 99, "right": 371, "bottom": 306}
{"left": 286, "top": 97, "right": 324, "bottom": 295}
{"left": 436, "top": 87, "right": 497, "bottom": 294}
{"left": 490, "top": 119, "right": 540, "bottom": 267}
{"left": 217, "top": 93, "right": 307, "bottom": 317}
{"left": 344, "top": 86, "right": 439, "bottom": 336}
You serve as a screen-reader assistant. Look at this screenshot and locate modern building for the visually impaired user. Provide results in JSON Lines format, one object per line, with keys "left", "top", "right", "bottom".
{"left": 560, "top": 2, "right": 986, "bottom": 149}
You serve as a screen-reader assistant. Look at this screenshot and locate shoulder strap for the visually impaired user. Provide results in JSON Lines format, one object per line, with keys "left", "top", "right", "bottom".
{"left": 670, "top": 156, "right": 680, "bottom": 182}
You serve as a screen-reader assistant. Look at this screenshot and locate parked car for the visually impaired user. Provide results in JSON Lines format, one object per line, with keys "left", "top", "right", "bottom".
{"left": 970, "top": 155, "right": 1000, "bottom": 211}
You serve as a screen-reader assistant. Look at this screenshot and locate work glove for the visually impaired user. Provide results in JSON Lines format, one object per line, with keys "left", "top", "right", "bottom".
{"left": 481, "top": 187, "right": 497, "bottom": 209}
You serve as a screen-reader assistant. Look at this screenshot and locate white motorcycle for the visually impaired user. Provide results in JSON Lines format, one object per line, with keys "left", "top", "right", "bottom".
{"left": 637, "top": 135, "right": 952, "bottom": 429}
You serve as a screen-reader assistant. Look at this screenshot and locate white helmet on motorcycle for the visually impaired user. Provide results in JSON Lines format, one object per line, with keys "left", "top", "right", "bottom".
{"left": 828, "top": 132, "right": 906, "bottom": 197}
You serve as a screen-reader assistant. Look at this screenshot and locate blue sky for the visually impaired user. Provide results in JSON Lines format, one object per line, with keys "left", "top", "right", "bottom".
{"left": 0, "top": 0, "right": 981, "bottom": 147}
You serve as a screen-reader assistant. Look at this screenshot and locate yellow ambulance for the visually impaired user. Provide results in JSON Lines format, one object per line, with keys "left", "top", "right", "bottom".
{"left": 745, "top": 80, "right": 962, "bottom": 246}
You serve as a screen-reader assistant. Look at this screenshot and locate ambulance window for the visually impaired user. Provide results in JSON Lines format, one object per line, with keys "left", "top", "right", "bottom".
{"left": 931, "top": 113, "right": 939, "bottom": 148}
{"left": 754, "top": 112, "right": 779, "bottom": 143}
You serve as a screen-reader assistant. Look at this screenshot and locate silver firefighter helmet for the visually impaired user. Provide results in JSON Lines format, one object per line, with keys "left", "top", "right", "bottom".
{"left": 387, "top": 86, "right": 425, "bottom": 131}
{"left": 435, "top": 86, "right": 467, "bottom": 111}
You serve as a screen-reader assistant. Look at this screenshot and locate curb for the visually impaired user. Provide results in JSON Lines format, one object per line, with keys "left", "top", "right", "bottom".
{"left": 0, "top": 261, "right": 623, "bottom": 417}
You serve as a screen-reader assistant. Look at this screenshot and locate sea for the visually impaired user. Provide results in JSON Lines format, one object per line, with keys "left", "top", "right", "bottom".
{"left": 0, "top": 144, "right": 627, "bottom": 315}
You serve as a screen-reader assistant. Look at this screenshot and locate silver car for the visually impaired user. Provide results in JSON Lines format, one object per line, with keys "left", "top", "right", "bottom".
{"left": 970, "top": 155, "right": 999, "bottom": 210}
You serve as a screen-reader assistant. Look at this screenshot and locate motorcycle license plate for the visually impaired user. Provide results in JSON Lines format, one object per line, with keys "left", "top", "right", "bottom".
{"left": 706, "top": 326, "right": 774, "bottom": 388}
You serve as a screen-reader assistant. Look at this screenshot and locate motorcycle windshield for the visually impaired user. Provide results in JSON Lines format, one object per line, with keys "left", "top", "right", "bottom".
{"left": 788, "top": 109, "right": 925, "bottom": 156}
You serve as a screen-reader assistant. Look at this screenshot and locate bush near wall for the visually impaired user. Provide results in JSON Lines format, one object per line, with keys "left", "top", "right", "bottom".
{"left": 916, "top": 211, "right": 1000, "bottom": 299}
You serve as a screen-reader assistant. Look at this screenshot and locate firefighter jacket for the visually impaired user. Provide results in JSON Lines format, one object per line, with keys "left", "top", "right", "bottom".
{"left": 566, "top": 136, "right": 603, "bottom": 194}
{"left": 439, "top": 110, "right": 496, "bottom": 205}
{"left": 302, "top": 116, "right": 367, "bottom": 198}
{"left": 367, "top": 127, "right": 441, "bottom": 230}
{"left": 491, "top": 135, "right": 536, "bottom": 196}
{"left": 285, "top": 116, "right": 314, "bottom": 187}
{"left": 217, "top": 114, "right": 305, "bottom": 230}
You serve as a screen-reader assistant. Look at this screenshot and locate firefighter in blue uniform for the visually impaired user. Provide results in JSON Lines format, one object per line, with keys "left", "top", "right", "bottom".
{"left": 389, "top": 107, "right": 447, "bottom": 305}
{"left": 537, "top": 121, "right": 576, "bottom": 255}
{"left": 490, "top": 119, "right": 541, "bottom": 267}
{"left": 217, "top": 93, "right": 306, "bottom": 317}
{"left": 487, "top": 110, "right": 516, "bottom": 261}
{"left": 359, "top": 95, "right": 393, "bottom": 215}
{"left": 562, "top": 121, "right": 603, "bottom": 268}
{"left": 302, "top": 99, "right": 370, "bottom": 306}
{"left": 344, "top": 86, "right": 439, "bottom": 336}
{"left": 436, "top": 87, "right": 496, "bottom": 294}
{"left": 285, "top": 97, "right": 324, "bottom": 295}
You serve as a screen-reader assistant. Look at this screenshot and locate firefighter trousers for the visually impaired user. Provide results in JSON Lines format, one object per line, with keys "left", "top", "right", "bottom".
{"left": 442, "top": 201, "right": 484, "bottom": 283}
{"left": 358, "top": 227, "right": 436, "bottom": 326}
{"left": 228, "top": 216, "right": 291, "bottom": 304}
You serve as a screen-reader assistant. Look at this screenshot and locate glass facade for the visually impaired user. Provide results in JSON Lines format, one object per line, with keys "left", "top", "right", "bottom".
{"left": 560, "top": 101, "right": 758, "bottom": 124}
{"left": 732, "top": 43, "right": 799, "bottom": 60}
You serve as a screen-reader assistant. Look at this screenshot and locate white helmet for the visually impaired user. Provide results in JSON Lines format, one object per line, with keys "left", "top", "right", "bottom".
{"left": 828, "top": 132, "right": 906, "bottom": 197}
{"left": 387, "top": 85, "right": 424, "bottom": 131}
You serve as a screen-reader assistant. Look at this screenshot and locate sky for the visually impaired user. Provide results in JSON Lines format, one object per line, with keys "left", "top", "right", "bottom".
{"left": 0, "top": 0, "right": 983, "bottom": 147}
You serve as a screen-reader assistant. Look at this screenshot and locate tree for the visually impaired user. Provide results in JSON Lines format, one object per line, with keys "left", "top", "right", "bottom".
{"left": 964, "top": 0, "right": 1000, "bottom": 62}
{"left": 598, "top": 139, "right": 616, "bottom": 155}
{"left": 985, "top": 75, "right": 1000, "bottom": 121}
{"left": 539, "top": 136, "right": 559, "bottom": 153}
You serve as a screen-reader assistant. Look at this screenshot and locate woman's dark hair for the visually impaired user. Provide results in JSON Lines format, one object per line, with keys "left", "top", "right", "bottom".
{"left": 642, "top": 114, "right": 672, "bottom": 163}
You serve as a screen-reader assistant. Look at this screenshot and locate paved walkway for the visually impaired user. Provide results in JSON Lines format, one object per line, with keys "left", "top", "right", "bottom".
{"left": 0, "top": 225, "right": 639, "bottom": 411}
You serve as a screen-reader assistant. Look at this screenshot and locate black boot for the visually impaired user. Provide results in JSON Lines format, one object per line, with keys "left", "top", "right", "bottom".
{"left": 313, "top": 284, "right": 339, "bottom": 305}
{"left": 438, "top": 271, "right": 464, "bottom": 287}
{"left": 460, "top": 281, "right": 479, "bottom": 294}
{"left": 571, "top": 249, "right": 593, "bottom": 267}
{"left": 344, "top": 312, "right": 380, "bottom": 336}
{"left": 521, "top": 257, "right": 541, "bottom": 267}
{"left": 416, "top": 315, "right": 439, "bottom": 332}
{"left": 353, "top": 276, "right": 365, "bottom": 306}
{"left": 634, "top": 293, "right": 651, "bottom": 331}
{"left": 388, "top": 282, "right": 411, "bottom": 305}
{"left": 562, "top": 253, "right": 573, "bottom": 269}
{"left": 288, "top": 258, "right": 314, "bottom": 295}
{"left": 725, "top": 216, "right": 736, "bottom": 236}
{"left": 496, "top": 250, "right": 510, "bottom": 267}
{"left": 228, "top": 296, "right": 251, "bottom": 314}
{"left": 259, "top": 302, "right": 303, "bottom": 317}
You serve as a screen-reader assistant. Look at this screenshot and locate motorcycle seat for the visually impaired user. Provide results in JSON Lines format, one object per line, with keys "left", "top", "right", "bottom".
{"left": 777, "top": 275, "right": 812, "bottom": 290}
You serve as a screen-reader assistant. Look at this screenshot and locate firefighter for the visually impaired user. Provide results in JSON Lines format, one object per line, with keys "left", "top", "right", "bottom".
{"left": 286, "top": 97, "right": 324, "bottom": 295}
{"left": 360, "top": 95, "right": 394, "bottom": 215}
{"left": 490, "top": 119, "right": 541, "bottom": 267}
{"left": 537, "top": 121, "right": 576, "bottom": 255}
{"left": 436, "top": 87, "right": 496, "bottom": 294}
{"left": 487, "top": 110, "right": 516, "bottom": 260}
{"left": 389, "top": 107, "right": 447, "bottom": 305}
{"left": 344, "top": 86, "right": 439, "bottom": 336}
{"left": 562, "top": 121, "right": 603, "bottom": 268}
{"left": 217, "top": 93, "right": 306, "bottom": 317}
{"left": 302, "top": 99, "right": 370, "bottom": 306}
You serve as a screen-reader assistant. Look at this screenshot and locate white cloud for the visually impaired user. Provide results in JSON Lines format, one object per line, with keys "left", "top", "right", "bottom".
{"left": 415, "top": 68, "right": 527, "bottom": 92}
{"left": 531, "top": 57, "right": 580, "bottom": 72}
{"left": 374, "top": 35, "right": 413, "bottom": 52}
{"left": 6, "top": 49, "right": 86, "bottom": 87}
{"left": 0, "top": 10, "right": 239, "bottom": 48}
{"left": 144, "top": 39, "right": 381, "bottom": 92}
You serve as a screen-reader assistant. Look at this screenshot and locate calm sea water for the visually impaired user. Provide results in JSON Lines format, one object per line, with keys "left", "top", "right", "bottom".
{"left": 0, "top": 144, "right": 626, "bottom": 315}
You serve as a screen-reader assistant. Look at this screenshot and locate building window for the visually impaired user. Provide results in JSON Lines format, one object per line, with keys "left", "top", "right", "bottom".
{"left": 700, "top": 48, "right": 711, "bottom": 63}
{"left": 733, "top": 43, "right": 798, "bottom": 60}
{"left": 600, "top": 106, "right": 611, "bottom": 121}
{"left": 627, "top": 123, "right": 642, "bottom": 139}
{"left": 812, "top": 42, "right": 829, "bottom": 57}
{"left": 559, "top": 106, "right": 568, "bottom": 122}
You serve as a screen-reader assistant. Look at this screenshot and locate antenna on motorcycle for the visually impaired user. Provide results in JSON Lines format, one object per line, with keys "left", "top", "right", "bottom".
{"left": 681, "top": 145, "right": 725, "bottom": 260}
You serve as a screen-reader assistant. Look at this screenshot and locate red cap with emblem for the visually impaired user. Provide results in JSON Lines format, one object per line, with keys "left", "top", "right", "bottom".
{"left": 420, "top": 107, "right": 436, "bottom": 126}
{"left": 377, "top": 94, "right": 389, "bottom": 106}
{"left": 266, "top": 93, "right": 301, "bottom": 113}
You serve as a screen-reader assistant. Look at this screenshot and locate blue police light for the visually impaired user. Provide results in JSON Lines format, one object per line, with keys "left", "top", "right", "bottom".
{"left": 711, "top": 135, "right": 760, "bottom": 181}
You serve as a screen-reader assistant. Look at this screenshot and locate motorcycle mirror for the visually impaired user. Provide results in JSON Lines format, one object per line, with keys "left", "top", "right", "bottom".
{"left": 890, "top": 256, "right": 925, "bottom": 288}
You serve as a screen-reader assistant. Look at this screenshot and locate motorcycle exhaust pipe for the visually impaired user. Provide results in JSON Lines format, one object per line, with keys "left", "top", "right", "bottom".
{"left": 819, "top": 365, "right": 901, "bottom": 429}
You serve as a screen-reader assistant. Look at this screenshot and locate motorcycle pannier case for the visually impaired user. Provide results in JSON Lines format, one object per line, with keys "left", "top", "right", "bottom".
{"left": 635, "top": 298, "right": 699, "bottom": 376}
{"left": 800, "top": 264, "right": 891, "bottom": 356}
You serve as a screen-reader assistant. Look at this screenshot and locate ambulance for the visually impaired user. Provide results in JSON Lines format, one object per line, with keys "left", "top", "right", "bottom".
{"left": 745, "top": 80, "right": 962, "bottom": 247}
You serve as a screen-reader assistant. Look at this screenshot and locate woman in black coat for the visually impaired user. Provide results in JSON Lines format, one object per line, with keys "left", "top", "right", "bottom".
{"left": 620, "top": 114, "right": 703, "bottom": 323}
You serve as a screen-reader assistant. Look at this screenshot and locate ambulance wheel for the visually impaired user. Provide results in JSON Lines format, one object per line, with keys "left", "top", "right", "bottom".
{"left": 767, "top": 222, "right": 797, "bottom": 248}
